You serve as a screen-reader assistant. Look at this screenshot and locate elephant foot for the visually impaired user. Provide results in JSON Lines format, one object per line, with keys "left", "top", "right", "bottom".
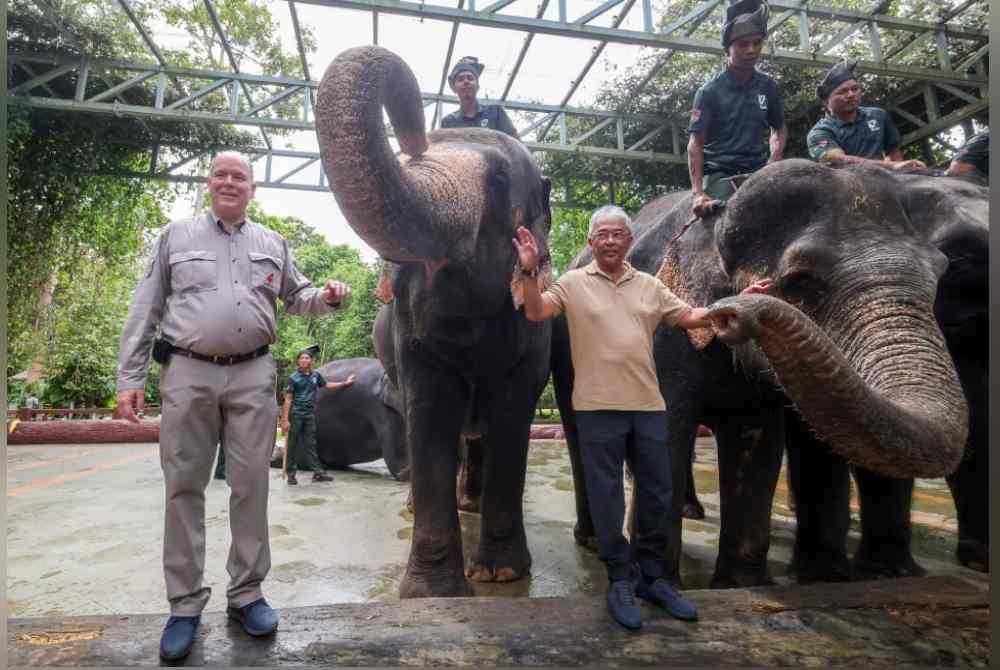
{"left": 852, "top": 547, "right": 925, "bottom": 580}
{"left": 682, "top": 500, "right": 705, "bottom": 520}
{"left": 399, "top": 567, "right": 474, "bottom": 598}
{"left": 956, "top": 538, "right": 988, "bottom": 573}
{"left": 788, "top": 550, "right": 852, "bottom": 584}
{"left": 573, "top": 523, "right": 599, "bottom": 551}
{"left": 466, "top": 536, "right": 532, "bottom": 583}
{"left": 711, "top": 558, "right": 774, "bottom": 589}
{"left": 457, "top": 493, "right": 480, "bottom": 514}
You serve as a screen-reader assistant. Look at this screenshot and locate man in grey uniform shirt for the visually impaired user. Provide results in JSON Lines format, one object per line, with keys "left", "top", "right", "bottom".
{"left": 116, "top": 152, "right": 351, "bottom": 660}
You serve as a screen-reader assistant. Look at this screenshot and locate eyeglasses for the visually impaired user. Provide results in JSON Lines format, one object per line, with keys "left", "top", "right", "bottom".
{"left": 590, "top": 230, "right": 630, "bottom": 242}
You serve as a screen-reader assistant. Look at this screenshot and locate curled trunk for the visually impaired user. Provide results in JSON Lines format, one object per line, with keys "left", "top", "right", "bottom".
{"left": 315, "top": 47, "right": 444, "bottom": 261}
{"left": 708, "top": 294, "right": 967, "bottom": 478}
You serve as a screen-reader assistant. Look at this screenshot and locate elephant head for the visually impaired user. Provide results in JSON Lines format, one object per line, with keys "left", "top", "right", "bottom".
{"left": 705, "top": 159, "right": 968, "bottom": 478}
{"left": 315, "top": 46, "right": 551, "bottom": 317}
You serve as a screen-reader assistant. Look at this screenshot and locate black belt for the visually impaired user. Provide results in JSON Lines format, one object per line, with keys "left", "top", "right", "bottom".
{"left": 172, "top": 344, "right": 270, "bottom": 366}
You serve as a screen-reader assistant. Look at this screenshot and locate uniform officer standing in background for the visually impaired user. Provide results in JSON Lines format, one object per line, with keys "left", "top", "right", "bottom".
{"left": 807, "top": 59, "right": 926, "bottom": 173}
{"left": 116, "top": 152, "right": 351, "bottom": 661}
{"left": 687, "top": 0, "right": 786, "bottom": 217}
{"left": 441, "top": 56, "right": 519, "bottom": 138}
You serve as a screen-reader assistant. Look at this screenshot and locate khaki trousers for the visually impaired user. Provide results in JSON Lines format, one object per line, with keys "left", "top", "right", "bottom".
{"left": 159, "top": 352, "right": 278, "bottom": 615}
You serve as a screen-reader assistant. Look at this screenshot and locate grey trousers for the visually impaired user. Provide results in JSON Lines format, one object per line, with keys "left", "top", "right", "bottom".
{"left": 159, "top": 352, "right": 277, "bottom": 615}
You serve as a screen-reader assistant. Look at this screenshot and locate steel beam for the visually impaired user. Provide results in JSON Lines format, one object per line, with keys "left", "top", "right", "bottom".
{"left": 500, "top": 0, "right": 550, "bottom": 101}
{"left": 294, "top": 0, "right": 986, "bottom": 86}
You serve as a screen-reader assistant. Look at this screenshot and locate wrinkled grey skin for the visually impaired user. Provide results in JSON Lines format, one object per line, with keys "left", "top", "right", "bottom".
{"left": 313, "top": 357, "right": 407, "bottom": 480}
{"left": 553, "top": 159, "right": 978, "bottom": 588}
{"left": 316, "top": 47, "right": 552, "bottom": 598}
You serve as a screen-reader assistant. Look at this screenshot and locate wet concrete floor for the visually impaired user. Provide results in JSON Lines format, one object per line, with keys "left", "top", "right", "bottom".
{"left": 7, "top": 436, "right": 974, "bottom": 619}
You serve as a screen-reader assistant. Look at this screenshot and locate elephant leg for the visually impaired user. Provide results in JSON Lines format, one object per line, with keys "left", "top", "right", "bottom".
{"left": 711, "top": 410, "right": 783, "bottom": 588}
{"left": 681, "top": 452, "right": 705, "bottom": 520}
{"left": 851, "top": 468, "right": 924, "bottom": 579}
{"left": 398, "top": 352, "right": 473, "bottom": 599}
{"left": 551, "top": 316, "right": 596, "bottom": 549}
{"left": 457, "top": 437, "right": 484, "bottom": 514}
{"left": 785, "top": 410, "right": 851, "bottom": 584}
{"left": 662, "top": 412, "right": 699, "bottom": 587}
{"left": 947, "top": 366, "right": 988, "bottom": 572}
{"left": 465, "top": 390, "right": 534, "bottom": 584}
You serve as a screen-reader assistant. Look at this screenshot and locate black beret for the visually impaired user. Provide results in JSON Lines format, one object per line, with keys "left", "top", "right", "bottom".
{"left": 448, "top": 56, "right": 484, "bottom": 85}
{"left": 816, "top": 59, "right": 859, "bottom": 100}
{"left": 722, "top": 0, "right": 768, "bottom": 48}
{"left": 297, "top": 344, "right": 321, "bottom": 359}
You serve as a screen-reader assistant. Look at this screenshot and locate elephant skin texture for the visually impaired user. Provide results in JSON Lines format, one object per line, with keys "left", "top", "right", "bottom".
{"left": 312, "top": 357, "right": 407, "bottom": 481}
{"left": 552, "top": 159, "right": 986, "bottom": 588}
{"left": 316, "top": 47, "right": 552, "bottom": 598}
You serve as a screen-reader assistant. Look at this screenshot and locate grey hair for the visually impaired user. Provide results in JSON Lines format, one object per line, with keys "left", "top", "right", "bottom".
{"left": 588, "top": 204, "right": 631, "bottom": 236}
{"left": 209, "top": 151, "right": 254, "bottom": 181}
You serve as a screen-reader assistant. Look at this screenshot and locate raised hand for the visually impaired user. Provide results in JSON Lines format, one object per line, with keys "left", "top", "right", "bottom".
{"left": 511, "top": 226, "right": 539, "bottom": 272}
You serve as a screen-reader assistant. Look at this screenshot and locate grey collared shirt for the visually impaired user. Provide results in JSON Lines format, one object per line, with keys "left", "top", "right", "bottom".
{"left": 117, "top": 210, "right": 337, "bottom": 391}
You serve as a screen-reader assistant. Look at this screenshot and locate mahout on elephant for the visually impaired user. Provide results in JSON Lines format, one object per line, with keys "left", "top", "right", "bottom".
{"left": 316, "top": 46, "right": 552, "bottom": 597}
{"left": 311, "top": 356, "right": 407, "bottom": 480}
{"left": 553, "top": 158, "right": 978, "bottom": 588}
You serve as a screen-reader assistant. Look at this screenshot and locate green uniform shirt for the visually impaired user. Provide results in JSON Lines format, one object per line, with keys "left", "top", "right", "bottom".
{"left": 807, "top": 107, "right": 900, "bottom": 161}
{"left": 441, "top": 103, "right": 518, "bottom": 137}
{"left": 952, "top": 131, "right": 988, "bottom": 176}
{"left": 688, "top": 69, "right": 785, "bottom": 175}
{"left": 286, "top": 370, "right": 327, "bottom": 418}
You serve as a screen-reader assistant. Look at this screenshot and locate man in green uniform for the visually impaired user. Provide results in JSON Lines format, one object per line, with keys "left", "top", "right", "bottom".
{"left": 281, "top": 345, "right": 355, "bottom": 485}
{"left": 946, "top": 130, "right": 989, "bottom": 179}
{"left": 807, "top": 59, "right": 926, "bottom": 172}
{"left": 440, "top": 56, "right": 519, "bottom": 138}
{"left": 688, "top": 0, "right": 786, "bottom": 218}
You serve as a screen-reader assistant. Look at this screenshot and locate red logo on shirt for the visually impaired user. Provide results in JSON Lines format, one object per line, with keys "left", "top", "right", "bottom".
{"left": 690, "top": 109, "right": 701, "bottom": 123}
{"left": 265, "top": 272, "right": 274, "bottom": 286}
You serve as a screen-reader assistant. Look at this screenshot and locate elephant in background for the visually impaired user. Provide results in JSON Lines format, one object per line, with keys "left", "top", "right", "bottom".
{"left": 312, "top": 357, "right": 407, "bottom": 480}
{"left": 316, "top": 46, "right": 552, "bottom": 598}
{"left": 553, "top": 159, "right": 977, "bottom": 588}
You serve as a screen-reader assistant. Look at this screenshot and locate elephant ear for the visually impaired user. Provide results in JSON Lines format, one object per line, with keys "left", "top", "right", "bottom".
{"left": 656, "top": 213, "right": 731, "bottom": 351}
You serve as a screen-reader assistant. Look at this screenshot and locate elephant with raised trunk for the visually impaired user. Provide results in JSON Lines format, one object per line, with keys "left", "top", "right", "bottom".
{"left": 316, "top": 47, "right": 552, "bottom": 598}
{"left": 553, "top": 159, "right": 979, "bottom": 588}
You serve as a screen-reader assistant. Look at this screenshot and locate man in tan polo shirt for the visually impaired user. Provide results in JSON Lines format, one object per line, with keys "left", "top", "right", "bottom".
{"left": 514, "top": 205, "right": 714, "bottom": 631}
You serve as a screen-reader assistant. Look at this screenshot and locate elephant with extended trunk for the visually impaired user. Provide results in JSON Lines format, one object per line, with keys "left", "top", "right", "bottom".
{"left": 316, "top": 47, "right": 552, "bottom": 597}
{"left": 553, "top": 159, "right": 980, "bottom": 588}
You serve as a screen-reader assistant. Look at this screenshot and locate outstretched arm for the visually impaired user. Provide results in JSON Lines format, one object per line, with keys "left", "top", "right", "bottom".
{"left": 324, "top": 374, "right": 356, "bottom": 392}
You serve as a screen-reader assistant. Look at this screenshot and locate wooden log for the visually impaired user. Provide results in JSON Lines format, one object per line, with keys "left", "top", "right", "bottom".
{"left": 7, "top": 419, "right": 159, "bottom": 445}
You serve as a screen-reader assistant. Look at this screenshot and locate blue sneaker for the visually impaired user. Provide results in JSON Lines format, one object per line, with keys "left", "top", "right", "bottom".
{"left": 227, "top": 598, "right": 279, "bottom": 636}
{"left": 606, "top": 580, "right": 642, "bottom": 630}
{"left": 636, "top": 578, "right": 698, "bottom": 621}
{"left": 159, "top": 615, "right": 200, "bottom": 660}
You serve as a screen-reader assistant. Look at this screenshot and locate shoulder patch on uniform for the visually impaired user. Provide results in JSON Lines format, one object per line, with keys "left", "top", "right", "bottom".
{"left": 690, "top": 109, "right": 701, "bottom": 123}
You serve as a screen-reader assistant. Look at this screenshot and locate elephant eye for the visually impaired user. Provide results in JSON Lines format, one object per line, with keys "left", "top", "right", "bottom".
{"left": 779, "top": 270, "right": 826, "bottom": 310}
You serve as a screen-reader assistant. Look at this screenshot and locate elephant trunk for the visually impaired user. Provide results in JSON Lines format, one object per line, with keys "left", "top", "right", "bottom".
{"left": 315, "top": 47, "right": 449, "bottom": 261}
{"left": 709, "top": 294, "right": 967, "bottom": 478}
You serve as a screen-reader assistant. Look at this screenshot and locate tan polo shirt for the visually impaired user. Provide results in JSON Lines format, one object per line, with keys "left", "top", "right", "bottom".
{"left": 543, "top": 260, "right": 691, "bottom": 411}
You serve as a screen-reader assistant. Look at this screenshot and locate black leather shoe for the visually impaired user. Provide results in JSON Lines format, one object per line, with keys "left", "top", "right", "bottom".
{"left": 159, "top": 615, "right": 200, "bottom": 660}
{"left": 228, "top": 598, "right": 279, "bottom": 636}
{"left": 286, "top": 473, "right": 298, "bottom": 485}
{"left": 606, "top": 580, "right": 642, "bottom": 630}
{"left": 636, "top": 577, "right": 698, "bottom": 621}
{"left": 312, "top": 472, "right": 334, "bottom": 483}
